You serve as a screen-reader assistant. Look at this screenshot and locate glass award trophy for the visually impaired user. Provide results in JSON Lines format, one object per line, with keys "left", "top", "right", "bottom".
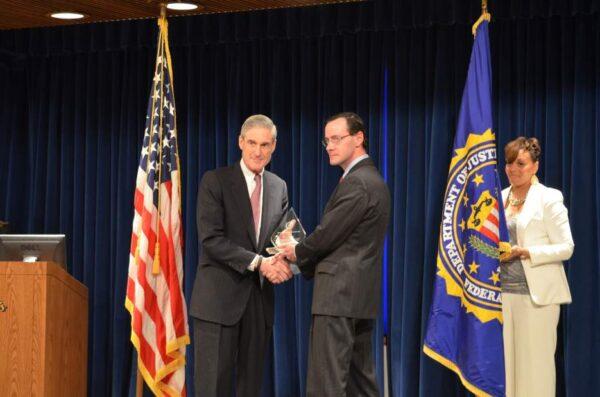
{"left": 266, "top": 208, "right": 306, "bottom": 274}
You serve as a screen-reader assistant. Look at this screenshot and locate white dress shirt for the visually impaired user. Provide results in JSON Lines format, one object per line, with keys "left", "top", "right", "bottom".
{"left": 240, "top": 160, "right": 264, "bottom": 271}
{"left": 342, "top": 154, "right": 370, "bottom": 179}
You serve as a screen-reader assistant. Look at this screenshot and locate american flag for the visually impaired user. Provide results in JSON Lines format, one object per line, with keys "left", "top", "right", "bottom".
{"left": 125, "top": 17, "right": 189, "bottom": 397}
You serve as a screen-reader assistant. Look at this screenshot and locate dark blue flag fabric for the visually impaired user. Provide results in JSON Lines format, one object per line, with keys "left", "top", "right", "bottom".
{"left": 423, "top": 16, "right": 509, "bottom": 397}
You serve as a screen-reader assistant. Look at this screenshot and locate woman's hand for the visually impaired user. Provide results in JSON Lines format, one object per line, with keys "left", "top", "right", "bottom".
{"left": 501, "top": 245, "right": 530, "bottom": 262}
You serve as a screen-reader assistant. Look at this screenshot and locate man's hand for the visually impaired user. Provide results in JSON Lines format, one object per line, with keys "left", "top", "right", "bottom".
{"left": 278, "top": 244, "right": 297, "bottom": 263}
{"left": 273, "top": 220, "right": 298, "bottom": 263}
{"left": 260, "top": 255, "right": 293, "bottom": 284}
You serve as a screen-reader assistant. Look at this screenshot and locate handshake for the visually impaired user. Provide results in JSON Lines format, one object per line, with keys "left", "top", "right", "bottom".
{"left": 259, "top": 254, "right": 293, "bottom": 284}
{"left": 260, "top": 216, "right": 302, "bottom": 284}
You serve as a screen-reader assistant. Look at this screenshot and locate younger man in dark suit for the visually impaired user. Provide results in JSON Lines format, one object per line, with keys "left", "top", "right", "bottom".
{"left": 190, "top": 114, "right": 293, "bottom": 397}
{"left": 280, "top": 112, "right": 390, "bottom": 396}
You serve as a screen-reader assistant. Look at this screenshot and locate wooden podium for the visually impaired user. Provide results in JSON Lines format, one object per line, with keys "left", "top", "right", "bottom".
{"left": 0, "top": 262, "right": 88, "bottom": 396}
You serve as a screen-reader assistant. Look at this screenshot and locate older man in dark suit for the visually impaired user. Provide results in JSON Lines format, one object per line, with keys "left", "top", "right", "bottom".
{"left": 190, "top": 114, "right": 293, "bottom": 397}
{"left": 280, "top": 112, "right": 390, "bottom": 396}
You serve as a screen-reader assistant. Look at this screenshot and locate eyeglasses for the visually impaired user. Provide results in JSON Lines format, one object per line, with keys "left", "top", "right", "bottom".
{"left": 321, "top": 134, "right": 351, "bottom": 148}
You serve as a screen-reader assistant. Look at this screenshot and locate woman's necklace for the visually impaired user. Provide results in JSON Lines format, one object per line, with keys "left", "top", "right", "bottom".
{"left": 508, "top": 188, "right": 527, "bottom": 207}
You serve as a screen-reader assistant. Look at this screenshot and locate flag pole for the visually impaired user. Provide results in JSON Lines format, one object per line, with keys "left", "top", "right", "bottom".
{"left": 380, "top": 67, "right": 390, "bottom": 397}
{"left": 383, "top": 335, "right": 389, "bottom": 397}
{"left": 136, "top": 369, "right": 143, "bottom": 397}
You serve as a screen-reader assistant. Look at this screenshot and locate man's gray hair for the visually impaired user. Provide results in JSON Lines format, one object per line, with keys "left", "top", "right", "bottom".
{"left": 240, "top": 114, "right": 277, "bottom": 140}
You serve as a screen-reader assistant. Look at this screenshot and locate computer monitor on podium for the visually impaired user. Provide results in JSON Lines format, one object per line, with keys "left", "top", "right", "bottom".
{"left": 0, "top": 234, "right": 66, "bottom": 269}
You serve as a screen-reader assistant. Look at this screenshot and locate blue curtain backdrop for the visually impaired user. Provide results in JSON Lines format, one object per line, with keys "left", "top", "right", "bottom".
{"left": 0, "top": 0, "right": 599, "bottom": 395}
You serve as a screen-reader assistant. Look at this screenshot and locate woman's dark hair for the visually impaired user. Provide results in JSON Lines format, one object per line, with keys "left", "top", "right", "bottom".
{"left": 504, "top": 136, "right": 541, "bottom": 163}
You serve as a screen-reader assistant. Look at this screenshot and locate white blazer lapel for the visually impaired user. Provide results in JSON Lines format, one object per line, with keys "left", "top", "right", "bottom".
{"left": 516, "top": 183, "right": 543, "bottom": 239}
{"left": 501, "top": 187, "right": 510, "bottom": 206}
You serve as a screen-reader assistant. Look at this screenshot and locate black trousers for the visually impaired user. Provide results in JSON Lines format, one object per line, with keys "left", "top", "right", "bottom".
{"left": 193, "top": 285, "right": 271, "bottom": 397}
{"left": 306, "top": 315, "right": 379, "bottom": 397}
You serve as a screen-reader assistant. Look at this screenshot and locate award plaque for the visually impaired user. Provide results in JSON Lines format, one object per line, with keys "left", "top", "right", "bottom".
{"left": 266, "top": 208, "right": 306, "bottom": 274}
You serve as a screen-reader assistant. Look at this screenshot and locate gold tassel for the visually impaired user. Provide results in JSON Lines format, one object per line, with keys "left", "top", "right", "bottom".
{"left": 152, "top": 7, "right": 166, "bottom": 277}
{"left": 499, "top": 241, "right": 512, "bottom": 262}
{"left": 153, "top": 241, "right": 161, "bottom": 275}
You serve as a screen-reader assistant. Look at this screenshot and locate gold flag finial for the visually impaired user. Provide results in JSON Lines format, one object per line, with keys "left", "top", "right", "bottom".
{"left": 472, "top": 0, "right": 491, "bottom": 36}
{"left": 158, "top": 3, "right": 169, "bottom": 30}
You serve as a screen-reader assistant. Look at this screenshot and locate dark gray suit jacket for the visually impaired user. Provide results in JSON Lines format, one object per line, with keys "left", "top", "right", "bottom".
{"left": 189, "top": 162, "right": 288, "bottom": 326}
{"left": 295, "top": 158, "right": 390, "bottom": 319}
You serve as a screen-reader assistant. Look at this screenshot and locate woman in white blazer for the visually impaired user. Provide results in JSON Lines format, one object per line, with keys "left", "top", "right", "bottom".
{"left": 500, "top": 137, "right": 574, "bottom": 397}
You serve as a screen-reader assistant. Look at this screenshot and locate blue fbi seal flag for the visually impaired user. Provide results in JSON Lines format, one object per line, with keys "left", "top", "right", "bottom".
{"left": 438, "top": 130, "right": 508, "bottom": 322}
{"left": 423, "top": 19, "right": 509, "bottom": 397}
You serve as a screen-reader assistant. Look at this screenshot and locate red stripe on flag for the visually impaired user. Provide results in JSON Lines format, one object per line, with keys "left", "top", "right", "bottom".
{"left": 486, "top": 214, "right": 499, "bottom": 228}
{"left": 134, "top": 188, "right": 144, "bottom": 215}
{"left": 158, "top": 214, "right": 187, "bottom": 338}
{"left": 126, "top": 275, "right": 136, "bottom": 303}
{"left": 141, "top": 207, "right": 157, "bottom": 258}
{"left": 132, "top": 301, "right": 157, "bottom": 376}
{"left": 130, "top": 233, "right": 138, "bottom": 257}
{"left": 480, "top": 227, "right": 499, "bottom": 243}
{"left": 137, "top": 253, "right": 170, "bottom": 365}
